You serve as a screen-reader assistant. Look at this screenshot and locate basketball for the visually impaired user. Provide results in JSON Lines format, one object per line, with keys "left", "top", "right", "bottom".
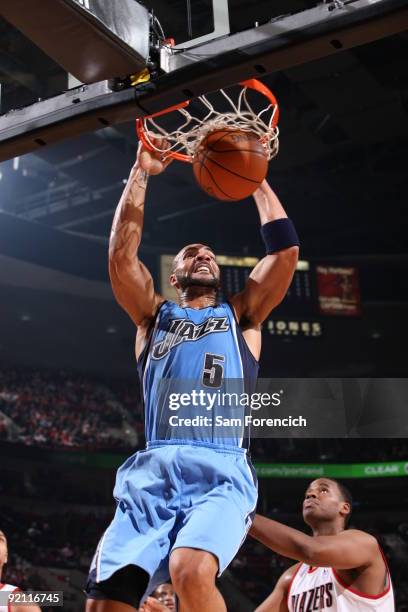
{"left": 192, "top": 129, "right": 269, "bottom": 201}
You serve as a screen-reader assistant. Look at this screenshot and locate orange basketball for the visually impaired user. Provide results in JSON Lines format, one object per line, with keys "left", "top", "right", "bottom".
{"left": 192, "top": 129, "right": 268, "bottom": 201}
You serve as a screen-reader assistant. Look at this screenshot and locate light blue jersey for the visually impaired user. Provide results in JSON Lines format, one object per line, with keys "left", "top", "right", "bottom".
{"left": 138, "top": 301, "right": 259, "bottom": 447}
{"left": 87, "top": 301, "right": 259, "bottom": 604}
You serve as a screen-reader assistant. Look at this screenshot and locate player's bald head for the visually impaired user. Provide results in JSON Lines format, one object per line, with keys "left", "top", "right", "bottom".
{"left": 172, "top": 244, "right": 215, "bottom": 271}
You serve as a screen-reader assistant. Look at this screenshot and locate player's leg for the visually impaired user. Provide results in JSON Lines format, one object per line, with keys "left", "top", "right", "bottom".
{"left": 85, "top": 447, "right": 180, "bottom": 610}
{"left": 169, "top": 547, "right": 226, "bottom": 612}
{"left": 169, "top": 445, "right": 257, "bottom": 611}
{"left": 85, "top": 564, "right": 150, "bottom": 611}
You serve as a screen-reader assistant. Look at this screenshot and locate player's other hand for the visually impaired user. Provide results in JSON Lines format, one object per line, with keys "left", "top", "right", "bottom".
{"left": 139, "top": 596, "right": 171, "bottom": 611}
{"left": 137, "top": 135, "right": 173, "bottom": 176}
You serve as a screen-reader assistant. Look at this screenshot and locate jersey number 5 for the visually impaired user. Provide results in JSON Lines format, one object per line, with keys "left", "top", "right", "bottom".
{"left": 202, "top": 353, "right": 225, "bottom": 388}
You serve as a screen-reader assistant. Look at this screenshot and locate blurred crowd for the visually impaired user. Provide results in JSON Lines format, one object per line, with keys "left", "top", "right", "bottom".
{"left": 0, "top": 505, "right": 108, "bottom": 572}
{"left": 0, "top": 366, "right": 139, "bottom": 451}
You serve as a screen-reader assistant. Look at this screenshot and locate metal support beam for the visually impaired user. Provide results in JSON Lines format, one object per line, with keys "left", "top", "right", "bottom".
{"left": 161, "top": 0, "right": 408, "bottom": 72}
{"left": 174, "top": 0, "right": 230, "bottom": 49}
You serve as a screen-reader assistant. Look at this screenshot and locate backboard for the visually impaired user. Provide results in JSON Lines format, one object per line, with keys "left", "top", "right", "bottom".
{"left": 0, "top": 0, "right": 407, "bottom": 162}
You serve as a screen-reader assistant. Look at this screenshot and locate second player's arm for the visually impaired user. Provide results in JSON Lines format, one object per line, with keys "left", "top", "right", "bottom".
{"left": 230, "top": 180, "right": 299, "bottom": 326}
{"left": 254, "top": 564, "right": 299, "bottom": 612}
{"left": 250, "top": 514, "right": 379, "bottom": 570}
{"left": 109, "top": 147, "right": 163, "bottom": 326}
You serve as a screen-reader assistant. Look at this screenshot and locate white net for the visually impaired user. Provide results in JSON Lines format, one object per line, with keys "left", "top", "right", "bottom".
{"left": 139, "top": 84, "right": 279, "bottom": 161}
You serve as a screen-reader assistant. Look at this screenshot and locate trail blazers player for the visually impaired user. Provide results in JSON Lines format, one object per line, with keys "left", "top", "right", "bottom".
{"left": 251, "top": 479, "right": 394, "bottom": 612}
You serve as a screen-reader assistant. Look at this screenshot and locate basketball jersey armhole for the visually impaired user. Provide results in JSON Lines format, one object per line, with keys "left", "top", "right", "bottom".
{"left": 226, "top": 301, "right": 260, "bottom": 365}
{"left": 137, "top": 301, "right": 167, "bottom": 371}
{"left": 331, "top": 541, "right": 392, "bottom": 600}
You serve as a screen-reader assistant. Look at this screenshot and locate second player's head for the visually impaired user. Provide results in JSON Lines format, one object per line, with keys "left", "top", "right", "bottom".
{"left": 170, "top": 244, "right": 220, "bottom": 293}
{"left": 0, "top": 530, "right": 8, "bottom": 573}
{"left": 302, "top": 478, "right": 352, "bottom": 531}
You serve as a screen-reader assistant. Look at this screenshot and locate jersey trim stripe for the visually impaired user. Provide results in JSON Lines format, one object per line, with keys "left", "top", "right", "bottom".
{"left": 96, "top": 528, "right": 110, "bottom": 583}
{"left": 331, "top": 541, "right": 391, "bottom": 601}
{"left": 229, "top": 306, "right": 244, "bottom": 447}
{"left": 222, "top": 455, "right": 257, "bottom": 575}
{"left": 141, "top": 304, "right": 164, "bottom": 402}
{"left": 287, "top": 563, "right": 302, "bottom": 609}
{"left": 331, "top": 567, "right": 391, "bottom": 600}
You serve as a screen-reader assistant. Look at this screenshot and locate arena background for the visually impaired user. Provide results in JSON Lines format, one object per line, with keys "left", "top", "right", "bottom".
{"left": 0, "top": 1, "right": 408, "bottom": 610}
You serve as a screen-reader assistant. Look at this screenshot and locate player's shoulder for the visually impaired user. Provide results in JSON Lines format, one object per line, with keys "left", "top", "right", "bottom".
{"left": 339, "top": 528, "right": 377, "bottom": 542}
{"left": 279, "top": 563, "right": 302, "bottom": 589}
{"left": 338, "top": 529, "right": 380, "bottom": 552}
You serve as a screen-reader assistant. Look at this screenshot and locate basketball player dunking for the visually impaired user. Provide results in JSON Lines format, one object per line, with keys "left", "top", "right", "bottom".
{"left": 251, "top": 478, "right": 394, "bottom": 611}
{"left": 85, "top": 137, "right": 300, "bottom": 611}
{"left": 0, "top": 530, "right": 41, "bottom": 612}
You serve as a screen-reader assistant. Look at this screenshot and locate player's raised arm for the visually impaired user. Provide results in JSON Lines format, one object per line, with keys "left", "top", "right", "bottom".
{"left": 230, "top": 180, "right": 299, "bottom": 326}
{"left": 249, "top": 514, "right": 378, "bottom": 570}
{"left": 109, "top": 139, "right": 171, "bottom": 327}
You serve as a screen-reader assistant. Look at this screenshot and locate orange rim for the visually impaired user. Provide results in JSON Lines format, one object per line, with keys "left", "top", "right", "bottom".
{"left": 135, "top": 79, "right": 279, "bottom": 163}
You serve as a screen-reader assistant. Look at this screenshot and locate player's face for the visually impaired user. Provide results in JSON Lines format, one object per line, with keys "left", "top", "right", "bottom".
{"left": 153, "top": 583, "right": 176, "bottom": 610}
{"left": 0, "top": 531, "right": 8, "bottom": 566}
{"left": 302, "top": 479, "right": 349, "bottom": 527}
{"left": 170, "top": 244, "right": 220, "bottom": 290}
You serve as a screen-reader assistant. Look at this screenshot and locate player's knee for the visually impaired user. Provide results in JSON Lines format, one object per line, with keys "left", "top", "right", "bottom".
{"left": 170, "top": 550, "right": 217, "bottom": 596}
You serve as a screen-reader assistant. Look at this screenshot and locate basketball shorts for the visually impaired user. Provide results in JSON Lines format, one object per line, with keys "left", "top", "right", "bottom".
{"left": 86, "top": 440, "right": 258, "bottom": 605}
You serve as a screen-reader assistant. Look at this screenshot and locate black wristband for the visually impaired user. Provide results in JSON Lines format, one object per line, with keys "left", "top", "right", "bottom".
{"left": 260, "top": 218, "right": 300, "bottom": 254}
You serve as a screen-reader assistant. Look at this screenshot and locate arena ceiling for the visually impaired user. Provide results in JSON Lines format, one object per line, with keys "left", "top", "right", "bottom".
{"left": 0, "top": 4, "right": 407, "bottom": 261}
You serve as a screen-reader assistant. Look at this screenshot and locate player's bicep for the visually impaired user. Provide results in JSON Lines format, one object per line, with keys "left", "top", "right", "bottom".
{"left": 231, "top": 248, "right": 298, "bottom": 325}
{"left": 309, "top": 531, "right": 378, "bottom": 569}
{"left": 109, "top": 256, "right": 162, "bottom": 326}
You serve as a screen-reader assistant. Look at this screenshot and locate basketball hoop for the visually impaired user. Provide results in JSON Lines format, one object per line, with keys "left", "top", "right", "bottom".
{"left": 136, "top": 79, "right": 279, "bottom": 163}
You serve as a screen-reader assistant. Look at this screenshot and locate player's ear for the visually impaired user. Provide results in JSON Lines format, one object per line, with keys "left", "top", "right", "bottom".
{"left": 169, "top": 274, "right": 179, "bottom": 288}
{"left": 340, "top": 501, "right": 351, "bottom": 522}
